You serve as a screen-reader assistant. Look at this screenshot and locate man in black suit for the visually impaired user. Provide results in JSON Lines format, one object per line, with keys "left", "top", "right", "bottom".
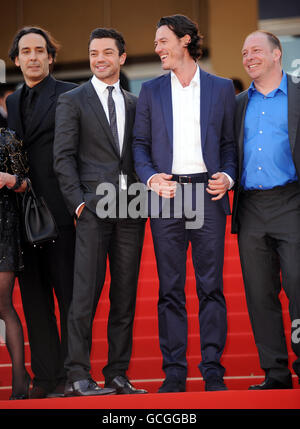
{"left": 6, "top": 27, "right": 76, "bottom": 398}
{"left": 232, "top": 30, "right": 300, "bottom": 390}
{"left": 54, "top": 28, "right": 146, "bottom": 396}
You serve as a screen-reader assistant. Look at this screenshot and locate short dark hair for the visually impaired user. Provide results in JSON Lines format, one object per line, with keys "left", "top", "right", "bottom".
{"left": 89, "top": 28, "right": 126, "bottom": 56}
{"left": 157, "top": 14, "right": 203, "bottom": 61}
{"left": 8, "top": 26, "right": 60, "bottom": 62}
{"left": 261, "top": 30, "right": 282, "bottom": 55}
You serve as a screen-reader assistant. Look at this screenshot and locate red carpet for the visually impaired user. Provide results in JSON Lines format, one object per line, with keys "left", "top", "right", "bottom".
{"left": 1, "top": 194, "right": 299, "bottom": 410}
{"left": 1, "top": 389, "right": 300, "bottom": 410}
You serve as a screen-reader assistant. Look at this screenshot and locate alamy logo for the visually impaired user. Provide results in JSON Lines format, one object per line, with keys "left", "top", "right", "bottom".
{"left": 0, "top": 59, "right": 6, "bottom": 83}
{"left": 291, "top": 319, "right": 300, "bottom": 344}
{"left": 291, "top": 59, "right": 300, "bottom": 84}
{"left": 0, "top": 319, "right": 5, "bottom": 344}
{"left": 95, "top": 178, "right": 205, "bottom": 229}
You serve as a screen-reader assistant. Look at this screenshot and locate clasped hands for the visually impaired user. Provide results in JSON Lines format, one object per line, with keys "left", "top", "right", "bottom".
{"left": 149, "top": 172, "right": 230, "bottom": 200}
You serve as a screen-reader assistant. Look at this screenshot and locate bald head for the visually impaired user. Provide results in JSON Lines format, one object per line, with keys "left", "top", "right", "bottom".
{"left": 245, "top": 30, "right": 282, "bottom": 59}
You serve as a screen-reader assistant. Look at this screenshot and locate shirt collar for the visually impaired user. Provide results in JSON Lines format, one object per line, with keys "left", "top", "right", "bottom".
{"left": 91, "top": 75, "right": 121, "bottom": 94}
{"left": 248, "top": 71, "right": 287, "bottom": 98}
{"left": 171, "top": 64, "right": 200, "bottom": 88}
{"left": 277, "top": 71, "right": 288, "bottom": 95}
{"left": 23, "top": 73, "right": 51, "bottom": 96}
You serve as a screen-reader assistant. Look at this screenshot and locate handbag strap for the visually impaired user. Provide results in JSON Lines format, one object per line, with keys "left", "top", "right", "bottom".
{"left": 25, "top": 178, "right": 38, "bottom": 198}
{"left": 22, "top": 178, "right": 38, "bottom": 213}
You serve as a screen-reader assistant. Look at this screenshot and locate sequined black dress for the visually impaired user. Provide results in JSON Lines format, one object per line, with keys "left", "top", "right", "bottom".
{"left": 0, "top": 128, "right": 28, "bottom": 271}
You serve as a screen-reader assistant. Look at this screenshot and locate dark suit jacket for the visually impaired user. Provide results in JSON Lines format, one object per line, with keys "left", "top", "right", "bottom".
{"left": 133, "top": 68, "right": 237, "bottom": 215}
{"left": 231, "top": 73, "right": 300, "bottom": 233}
{"left": 53, "top": 79, "right": 138, "bottom": 216}
{"left": 6, "top": 75, "right": 77, "bottom": 227}
{"left": 0, "top": 112, "right": 7, "bottom": 128}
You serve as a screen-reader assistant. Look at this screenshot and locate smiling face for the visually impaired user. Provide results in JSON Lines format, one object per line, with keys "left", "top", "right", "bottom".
{"left": 242, "top": 32, "right": 281, "bottom": 82}
{"left": 89, "top": 37, "right": 126, "bottom": 85}
{"left": 154, "top": 25, "right": 189, "bottom": 72}
{"left": 15, "top": 33, "right": 52, "bottom": 87}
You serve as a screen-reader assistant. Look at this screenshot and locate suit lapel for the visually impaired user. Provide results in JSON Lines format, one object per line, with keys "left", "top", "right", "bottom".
{"left": 237, "top": 92, "right": 249, "bottom": 178}
{"left": 160, "top": 74, "right": 173, "bottom": 147}
{"left": 287, "top": 74, "right": 300, "bottom": 153}
{"left": 85, "top": 80, "right": 120, "bottom": 156}
{"left": 121, "top": 89, "right": 134, "bottom": 158}
{"left": 200, "top": 68, "right": 212, "bottom": 150}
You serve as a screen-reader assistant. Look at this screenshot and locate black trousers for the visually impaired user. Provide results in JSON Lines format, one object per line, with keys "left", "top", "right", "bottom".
{"left": 18, "top": 226, "right": 75, "bottom": 391}
{"left": 65, "top": 207, "right": 145, "bottom": 383}
{"left": 237, "top": 182, "right": 300, "bottom": 383}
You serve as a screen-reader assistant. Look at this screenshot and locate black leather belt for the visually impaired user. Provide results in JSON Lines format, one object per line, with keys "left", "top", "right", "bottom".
{"left": 241, "top": 181, "right": 299, "bottom": 195}
{"left": 172, "top": 173, "right": 209, "bottom": 184}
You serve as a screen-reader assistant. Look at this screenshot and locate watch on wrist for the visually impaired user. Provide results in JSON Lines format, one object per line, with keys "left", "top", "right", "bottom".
{"left": 8, "top": 174, "right": 24, "bottom": 191}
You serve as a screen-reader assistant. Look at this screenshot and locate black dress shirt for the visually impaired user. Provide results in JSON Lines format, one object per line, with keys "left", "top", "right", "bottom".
{"left": 21, "top": 74, "right": 51, "bottom": 133}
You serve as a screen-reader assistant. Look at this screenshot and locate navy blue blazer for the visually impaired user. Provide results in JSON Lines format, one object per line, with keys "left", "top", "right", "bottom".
{"left": 133, "top": 67, "right": 237, "bottom": 215}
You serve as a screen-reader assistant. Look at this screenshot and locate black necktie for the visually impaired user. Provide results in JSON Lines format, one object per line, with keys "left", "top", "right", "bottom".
{"left": 107, "top": 86, "right": 120, "bottom": 153}
{"left": 22, "top": 87, "right": 36, "bottom": 133}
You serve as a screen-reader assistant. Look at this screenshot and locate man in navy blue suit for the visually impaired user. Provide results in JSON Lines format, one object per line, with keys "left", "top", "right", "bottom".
{"left": 133, "top": 15, "right": 236, "bottom": 392}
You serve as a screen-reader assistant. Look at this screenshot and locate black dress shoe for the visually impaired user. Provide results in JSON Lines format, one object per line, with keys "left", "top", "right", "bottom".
{"left": 205, "top": 377, "right": 228, "bottom": 391}
{"left": 65, "top": 378, "right": 116, "bottom": 397}
{"left": 64, "top": 380, "right": 75, "bottom": 397}
{"left": 46, "top": 382, "right": 66, "bottom": 398}
{"left": 29, "top": 385, "right": 48, "bottom": 399}
{"left": 249, "top": 377, "right": 293, "bottom": 390}
{"left": 158, "top": 377, "right": 186, "bottom": 393}
{"left": 105, "top": 375, "right": 147, "bottom": 394}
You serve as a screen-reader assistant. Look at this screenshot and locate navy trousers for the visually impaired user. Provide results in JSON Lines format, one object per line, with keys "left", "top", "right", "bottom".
{"left": 150, "top": 184, "right": 228, "bottom": 381}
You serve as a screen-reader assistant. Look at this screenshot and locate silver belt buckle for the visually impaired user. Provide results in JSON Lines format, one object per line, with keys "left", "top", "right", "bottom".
{"left": 178, "top": 175, "right": 190, "bottom": 184}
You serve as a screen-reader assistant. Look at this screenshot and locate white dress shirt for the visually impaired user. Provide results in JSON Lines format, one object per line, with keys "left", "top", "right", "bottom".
{"left": 171, "top": 66, "right": 207, "bottom": 174}
{"left": 91, "top": 75, "right": 125, "bottom": 152}
{"left": 76, "top": 76, "right": 126, "bottom": 215}
{"left": 148, "top": 66, "right": 233, "bottom": 189}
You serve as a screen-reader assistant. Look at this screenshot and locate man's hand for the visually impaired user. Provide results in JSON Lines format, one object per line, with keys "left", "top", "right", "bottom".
{"left": 149, "top": 173, "right": 177, "bottom": 198}
{"left": 206, "top": 172, "right": 230, "bottom": 201}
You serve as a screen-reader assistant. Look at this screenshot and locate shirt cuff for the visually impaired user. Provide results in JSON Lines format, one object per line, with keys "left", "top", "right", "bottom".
{"left": 75, "top": 202, "right": 85, "bottom": 216}
{"left": 147, "top": 173, "right": 158, "bottom": 189}
{"left": 222, "top": 172, "right": 234, "bottom": 190}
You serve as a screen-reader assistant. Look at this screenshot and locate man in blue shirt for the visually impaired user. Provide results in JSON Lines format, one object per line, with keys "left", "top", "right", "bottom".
{"left": 232, "top": 30, "right": 300, "bottom": 390}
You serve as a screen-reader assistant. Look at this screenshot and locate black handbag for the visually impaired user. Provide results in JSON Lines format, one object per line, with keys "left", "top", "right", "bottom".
{"left": 22, "top": 178, "right": 58, "bottom": 246}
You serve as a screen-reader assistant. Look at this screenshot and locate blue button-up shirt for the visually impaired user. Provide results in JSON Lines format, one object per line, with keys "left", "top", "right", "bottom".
{"left": 241, "top": 72, "right": 297, "bottom": 190}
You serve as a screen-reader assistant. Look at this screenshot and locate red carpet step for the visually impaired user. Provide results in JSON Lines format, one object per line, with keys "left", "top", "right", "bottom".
{"left": 1, "top": 389, "right": 300, "bottom": 411}
{"left": 0, "top": 206, "right": 299, "bottom": 404}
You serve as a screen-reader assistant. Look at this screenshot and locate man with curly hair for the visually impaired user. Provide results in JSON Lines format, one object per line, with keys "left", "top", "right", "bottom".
{"left": 133, "top": 14, "right": 236, "bottom": 392}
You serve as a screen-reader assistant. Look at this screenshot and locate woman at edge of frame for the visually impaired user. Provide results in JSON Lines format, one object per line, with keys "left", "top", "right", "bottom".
{"left": 0, "top": 127, "right": 30, "bottom": 400}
